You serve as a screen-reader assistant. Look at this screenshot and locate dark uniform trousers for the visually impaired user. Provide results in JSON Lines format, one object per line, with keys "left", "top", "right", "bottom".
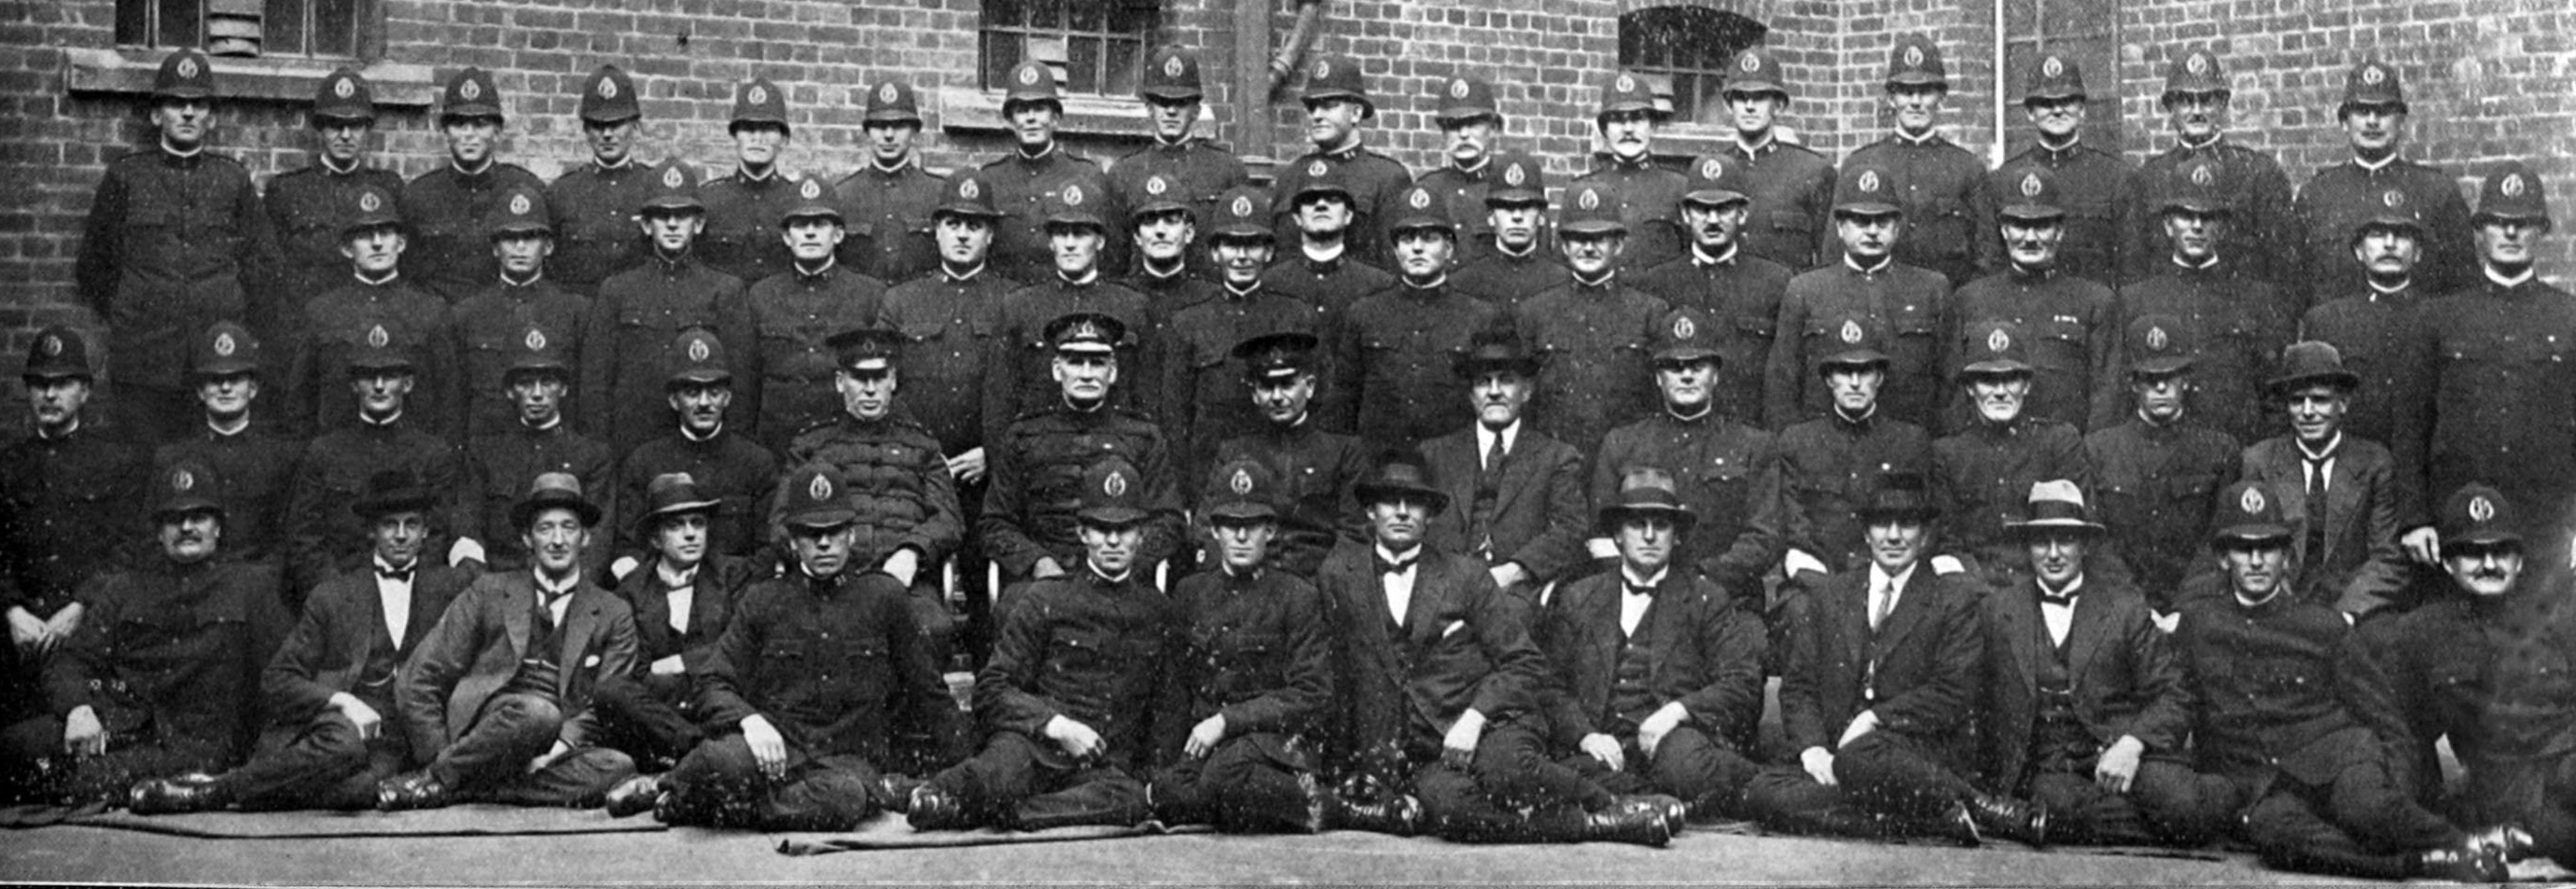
{"left": 1842, "top": 134, "right": 1998, "bottom": 289}
{"left": 592, "top": 556, "right": 749, "bottom": 767}
{"left": 743, "top": 263, "right": 889, "bottom": 451}
{"left": 400, "top": 162, "right": 551, "bottom": 304}
{"left": 833, "top": 160, "right": 944, "bottom": 284}
{"left": 660, "top": 570, "right": 955, "bottom": 830}
{"left": 2117, "top": 260, "right": 2296, "bottom": 450}
{"left": 1628, "top": 250, "right": 1794, "bottom": 429}
{"left": 1769, "top": 260, "right": 1955, "bottom": 431}
{"left": 2084, "top": 417, "right": 2238, "bottom": 610}
{"left": 1326, "top": 280, "right": 1502, "bottom": 448}
{"left": 3, "top": 562, "right": 286, "bottom": 805}
{"left": 1148, "top": 567, "right": 1335, "bottom": 832}
{"left": 1989, "top": 143, "right": 2134, "bottom": 288}
{"left": 577, "top": 255, "right": 754, "bottom": 454}
{"left": 1512, "top": 278, "right": 1670, "bottom": 455}
{"left": 697, "top": 170, "right": 802, "bottom": 286}
{"left": 451, "top": 276, "right": 592, "bottom": 441}
{"left": 1540, "top": 573, "right": 1768, "bottom": 815}
{"left": 546, "top": 160, "right": 656, "bottom": 297}
{"left": 926, "top": 570, "right": 1173, "bottom": 829}
{"left": 76, "top": 147, "right": 278, "bottom": 446}
{"left": 1722, "top": 138, "right": 1836, "bottom": 273}
{"left": 2173, "top": 593, "right": 2459, "bottom": 879}
{"left": 884, "top": 268, "right": 1018, "bottom": 660}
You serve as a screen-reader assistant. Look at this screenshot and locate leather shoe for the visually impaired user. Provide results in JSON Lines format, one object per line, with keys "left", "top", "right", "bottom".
{"left": 601, "top": 774, "right": 661, "bottom": 818}
{"left": 127, "top": 774, "right": 225, "bottom": 814}
{"left": 2413, "top": 842, "right": 2509, "bottom": 882}
{"left": 872, "top": 773, "right": 926, "bottom": 813}
{"left": 1965, "top": 791, "right": 2048, "bottom": 846}
{"left": 374, "top": 771, "right": 453, "bottom": 812}
{"left": 1614, "top": 793, "right": 1688, "bottom": 837}
{"left": 1584, "top": 804, "right": 1674, "bottom": 847}
{"left": 905, "top": 784, "right": 968, "bottom": 830}
{"left": 2467, "top": 824, "right": 2537, "bottom": 864}
{"left": 1330, "top": 791, "right": 1424, "bottom": 837}
{"left": 1927, "top": 802, "right": 1984, "bottom": 847}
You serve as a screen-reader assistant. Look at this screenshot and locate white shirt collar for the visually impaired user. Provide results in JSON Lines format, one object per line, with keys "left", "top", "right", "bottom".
{"left": 358, "top": 410, "right": 403, "bottom": 428}
{"left": 1869, "top": 561, "right": 1920, "bottom": 596}
{"left": 2352, "top": 151, "right": 2399, "bottom": 173}
{"left": 1475, "top": 420, "right": 1521, "bottom": 465}
{"left": 1620, "top": 566, "right": 1669, "bottom": 590}
{"left": 2172, "top": 253, "right": 2221, "bottom": 271}
{"left": 2039, "top": 575, "right": 2084, "bottom": 601}
{"left": 1495, "top": 239, "right": 1538, "bottom": 259}
{"left": 1374, "top": 543, "right": 1422, "bottom": 567}
{"left": 655, "top": 559, "right": 701, "bottom": 589}
{"left": 319, "top": 154, "right": 362, "bottom": 175}
{"left": 2488, "top": 264, "right": 2537, "bottom": 288}
{"left": 205, "top": 414, "right": 250, "bottom": 437}
{"left": 942, "top": 262, "right": 987, "bottom": 283}
{"left": 679, "top": 422, "right": 723, "bottom": 443}
{"left": 1302, "top": 241, "right": 1347, "bottom": 264}
{"left": 1692, "top": 243, "right": 1740, "bottom": 267}
{"left": 1845, "top": 254, "right": 1893, "bottom": 275}
{"left": 2297, "top": 431, "right": 2344, "bottom": 462}
{"left": 534, "top": 568, "right": 580, "bottom": 596}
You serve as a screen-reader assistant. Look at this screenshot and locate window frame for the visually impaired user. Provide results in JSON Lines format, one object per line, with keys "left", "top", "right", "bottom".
{"left": 1617, "top": 5, "right": 1769, "bottom": 127}
{"left": 115, "top": 0, "right": 377, "bottom": 61}
{"left": 977, "top": 0, "right": 1157, "bottom": 100}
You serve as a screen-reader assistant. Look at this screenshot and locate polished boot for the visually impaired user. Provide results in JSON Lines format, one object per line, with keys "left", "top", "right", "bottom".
{"left": 1614, "top": 793, "right": 1689, "bottom": 837}
{"left": 126, "top": 773, "right": 226, "bottom": 814}
{"left": 872, "top": 773, "right": 926, "bottom": 813}
{"left": 1584, "top": 803, "right": 1675, "bottom": 847}
{"left": 601, "top": 773, "right": 661, "bottom": 818}
{"left": 2467, "top": 824, "right": 2537, "bottom": 864}
{"left": 1922, "top": 802, "right": 1984, "bottom": 847}
{"left": 1964, "top": 791, "right": 2048, "bottom": 846}
{"left": 1327, "top": 789, "right": 1424, "bottom": 836}
{"left": 374, "top": 771, "right": 454, "bottom": 812}
{"left": 905, "top": 784, "right": 969, "bottom": 830}
{"left": 2411, "top": 840, "right": 2509, "bottom": 882}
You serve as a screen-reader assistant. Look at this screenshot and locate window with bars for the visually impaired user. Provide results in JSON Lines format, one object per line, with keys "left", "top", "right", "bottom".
{"left": 1618, "top": 6, "right": 1768, "bottom": 124}
{"left": 980, "top": 0, "right": 1157, "bottom": 98}
{"left": 117, "top": 0, "right": 365, "bottom": 58}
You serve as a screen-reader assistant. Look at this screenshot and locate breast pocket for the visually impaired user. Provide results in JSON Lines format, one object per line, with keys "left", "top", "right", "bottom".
{"left": 1047, "top": 626, "right": 1112, "bottom": 676}
{"left": 2032, "top": 321, "right": 2088, "bottom": 374}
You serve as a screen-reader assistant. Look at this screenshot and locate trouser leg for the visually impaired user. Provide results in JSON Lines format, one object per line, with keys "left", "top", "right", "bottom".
{"left": 1413, "top": 759, "right": 1533, "bottom": 842}
{"left": 759, "top": 753, "right": 883, "bottom": 831}
{"left": 58, "top": 740, "right": 227, "bottom": 806}
{"left": 926, "top": 729, "right": 1049, "bottom": 826}
{"left": 1196, "top": 732, "right": 1320, "bottom": 833}
{"left": 2244, "top": 780, "right": 2414, "bottom": 880}
{"left": 1741, "top": 762, "right": 1891, "bottom": 838}
{"left": 1473, "top": 721, "right": 1613, "bottom": 813}
{"left": 588, "top": 674, "right": 703, "bottom": 769}
{"left": 428, "top": 692, "right": 564, "bottom": 791}
{"left": 481, "top": 746, "right": 635, "bottom": 807}
{"left": 1833, "top": 731, "right": 1979, "bottom": 820}
{"left": 1645, "top": 727, "right": 1760, "bottom": 816}
{"left": 215, "top": 715, "right": 386, "bottom": 810}
{"left": 2326, "top": 755, "right": 2464, "bottom": 853}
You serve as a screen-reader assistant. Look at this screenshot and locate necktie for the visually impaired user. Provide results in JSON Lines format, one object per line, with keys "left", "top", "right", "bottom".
{"left": 377, "top": 565, "right": 414, "bottom": 584}
{"left": 1483, "top": 434, "right": 1507, "bottom": 476}
{"left": 1624, "top": 581, "right": 1655, "bottom": 597}
{"left": 1869, "top": 577, "right": 1894, "bottom": 632}
{"left": 2039, "top": 588, "right": 2077, "bottom": 605}
{"left": 1377, "top": 554, "right": 1417, "bottom": 576}
{"left": 2304, "top": 456, "right": 2328, "bottom": 495}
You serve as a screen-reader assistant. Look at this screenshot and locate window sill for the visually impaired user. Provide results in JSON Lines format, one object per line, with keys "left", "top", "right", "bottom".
{"left": 63, "top": 48, "right": 436, "bottom": 107}
{"left": 937, "top": 88, "right": 1154, "bottom": 141}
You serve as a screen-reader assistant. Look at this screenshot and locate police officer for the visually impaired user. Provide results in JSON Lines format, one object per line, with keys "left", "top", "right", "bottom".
{"left": 76, "top": 49, "right": 278, "bottom": 446}
{"left": 904, "top": 457, "right": 1175, "bottom": 831}
{"left": 282, "top": 334, "right": 475, "bottom": 599}
{"left": 2119, "top": 157, "right": 2295, "bottom": 451}
{"left": 591, "top": 473, "right": 759, "bottom": 781}
{"left": 265, "top": 67, "right": 405, "bottom": 341}
{"left": 699, "top": 78, "right": 804, "bottom": 286}
{"left": 1120, "top": 173, "right": 1221, "bottom": 319}
{"left": 548, "top": 65, "right": 656, "bottom": 298}
{"left": 2296, "top": 197, "right": 2427, "bottom": 448}
{"left": 2170, "top": 480, "right": 2501, "bottom": 882}
{"left": 1629, "top": 155, "right": 1794, "bottom": 428}
{"left": 1446, "top": 152, "right": 1563, "bottom": 310}
{"left": 1592, "top": 306, "right": 1786, "bottom": 610}
{"left": 2392, "top": 162, "right": 2576, "bottom": 560}
{"left": 1841, "top": 35, "right": 1997, "bottom": 289}
{"left": 1718, "top": 46, "right": 1835, "bottom": 272}
{"left": 1206, "top": 332, "right": 1369, "bottom": 579}
{"left": 1513, "top": 182, "right": 1671, "bottom": 455}
{"left": 579, "top": 160, "right": 754, "bottom": 454}
{"left": 834, "top": 80, "right": 944, "bottom": 284}
{"left": 1416, "top": 76, "right": 1507, "bottom": 266}
{"left": 2082, "top": 315, "right": 2240, "bottom": 612}
{"left": 1147, "top": 457, "right": 1343, "bottom": 833}
{"left": 608, "top": 329, "right": 779, "bottom": 573}
{"left": 453, "top": 183, "right": 588, "bottom": 442}
{"left": 401, "top": 67, "right": 550, "bottom": 303}
{"left": 1266, "top": 165, "right": 1397, "bottom": 322}
{"left": 2291, "top": 60, "right": 2476, "bottom": 308}
{"left": 986, "top": 186, "right": 1159, "bottom": 425}
{"left": 1931, "top": 321, "right": 2090, "bottom": 590}
{"left": 1160, "top": 188, "right": 1325, "bottom": 484}
{"left": 1108, "top": 46, "right": 1247, "bottom": 280}
{"left": 156, "top": 321, "right": 299, "bottom": 566}
{"left": 980, "top": 313, "right": 1184, "bottom": 613}
{"left": 742, "top": 180, "right": 889, "bottom": 451}
{"left": 2239, "top": 341, "right": 2410, "bottom": 617}
{"left": 465, "top": 324, "right": 615, "bottom": 575}
{"left": 2122, "top": 48, "right": 2297, "bottom": 297}
{"left": 643, "top": 464, "right": 958, "bottom": 829}
{"left": 1573, "top": 72, "right": 1688, "bottom": 271}
{"left": 1988, "top": 52, "right": 2132, "bottom": 287}
{"left": 0, "top": 460, "right": 288, "bottom": 806}
{"left": 884, "top": 174, "right": 1019, "bottom": 480}
{"left": 777, "top": 325, "right": 965, "bottom": 661}
{"left": 0, "top": 327, "right": 148, "bottom": 743}
{"left": 1775, "top": 318, "right": 1935, "bottom": 582}
{"left": 1268, "top": 54, "right": 1412, "bottom": 272}
{"left": 1768, "top": 160, "right": 1956, "bottom": 432}
{"left": 278, "top": 183, "right": 464, "bottom": 442}
{"left": 1332, "top": 185, "right": 1507, "bottom": 448}
{"left": 1956, "top": 166, "right": 2122, "bottom": 433}
{"left": 982, "top": 62, "right": 1121, "bottom": 284}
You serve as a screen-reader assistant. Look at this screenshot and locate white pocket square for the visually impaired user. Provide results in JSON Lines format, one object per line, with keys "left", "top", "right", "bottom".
{"left": 1440, "top": 619, "right": 1468, "bottom": 639}
{"left": 582, "top": 654, "right": 602, "bottom": 667}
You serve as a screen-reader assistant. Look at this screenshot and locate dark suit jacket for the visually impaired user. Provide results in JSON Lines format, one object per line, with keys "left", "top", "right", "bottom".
{"left": 2239, "top": 435, "right": 2409, "bottom": 615}
{"left": 1976, "top": 575, "right": 2192, "bottom": 792}
{"left": 396, "top": 570, "right": 638, "bottom": 759}
{"left": 613, "top": 553, "right": 757, "bottom": 693}
{"left": 1418, "top": 424, "right": 1590, "bottom": 585}
{"left": 264, "top": 563, "right": 473, "bottom": 744}
{"left": 1778, "top": 562, "right": 1984, "bottom": 765}
{"left": 1317, "top": 542, "right": 1548, "bottom": 770}
{"left": 1537, "top": 570, "right": 1767, "bottom": 753}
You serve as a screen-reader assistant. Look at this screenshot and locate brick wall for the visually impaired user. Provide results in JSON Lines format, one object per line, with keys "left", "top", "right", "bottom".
{"left": 0, "top": 0, "right": 2569, "bottom": 396}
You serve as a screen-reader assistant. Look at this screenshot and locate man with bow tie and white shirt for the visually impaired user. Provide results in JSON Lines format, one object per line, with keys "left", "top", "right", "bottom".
{"left": 590, "top": 473, "right": 759, "bottom": 781}
{"left": 130, "top": 470, "right": 470, "bottom": 813}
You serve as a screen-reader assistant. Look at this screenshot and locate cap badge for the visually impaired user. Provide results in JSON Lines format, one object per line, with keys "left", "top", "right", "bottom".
{"left": 2470, "top": 495, "right": 2496, "bottom": 522}
{"left": 2502, "top": 174, "right": 2527, "bottom": 197}
{"left": 2239, "top": 486, "right": 2266, "bottom": 514}
{"left": 597, "top": 76, "right": 617, "bottom": 99}
{"left": 177, "top": 57, "right": 201, "bottom": 79}
{"left": 2190, "top": 163, "right": 2214, "bottom": 188}
{"left": 687, "top": 337, "right": 712, "bottom": 363}
{"left": 1450, "top": 79, "right": 1470, "bottom": 99}
{"left": 1988, "top": 328, "right": 2012, "bottom": 353}
{"left": 662, "top": 166, "right": 685, "bottom": 189}
{"left": 1313, "top": 59, "right": 1330, "bottom": 80}
{"left": 2361, "top": 64, "right": 2386, "bottom": 85}
{"left": 2186, "top": 52, "right": 2209, "bottom": 76}
{"left": 2042, "top": 56, "right": 2065, "bottom": 78}
{"left": 458, "top": 77, "right": 482, "bottom": 101}
{"left": 1230, "top": 467, "right": 1253, "bottom": 496}
{"left": 1579, "top": 188, "right": 1600, "bottom": 211}
{"left": 2384, "top": 189, "right": 2405, "bottom": 208}
{"left": 801, "top": 179, "right": 822, "bottom": 201}
{"left": 1840, "top": 319, "right": 1863, "bottom": 344}
{"left": 1230, "top": 195, "right": 1253, "bottom": 217}
{"left": 1859, "top": 170, "right": 1881, "bottom": 193}
{"left": 509, "top": 193, "right": 532, "bottom": 215}
{"left": 367, "top": 325, "right": 390, "bottom": 349}
{"left": 1673, "top": 316, "right": 1696, "bottom": 340}
{"left": 2147, "top": 326, "right": 2169, "bottom": 350}
{"left": 333, "top": 76, "right": 356, "bottom": 99}
{"left": 1104, "top": 470, "right": 1130, "bottom": 497}
{"left": 173, "top": 468, "right": 195, "bottom": 492}
{"left": 960, "top": 178, "right": 982, "bottom": 200}
{"left": 524, "top": 328, "right": 548, "bottom": 352}
{"left": 808, "top": 474, "right": 833, "bottom": 501}
{"left": 1504, "top": 163, "right": 1526, "bottom": 187}
{"left": 1163, "top": 55, "right": 1186, "bottom": 78}
{"left": 1903, "top": 45, "right": 1925, "bottom": 67}
{"left": 1147, "top": 175, "right": 1169, "bottom": 196}
{"left": 1018, "top": 64, "right": 1041, "bottom": 86}
{"left": 747, "top": 85, "right": 767, "bottom": 105}
{"left": 1740, "top": 54, "right": 1760, "bottom": 73}
{"left": 1701, "top": 159, "right": 1724, "bottom": 179}
{"left": 39, "top": 334, "right": 61, "bottom": 356}
{"left": 1616, "top": 74, "right": 1636, "bottom": 92}
{"left": 2020, "top": 173, "right": 2043, "bottom": 198}
{"left": 359, "top": 190, "right": 383, "bottom": 213}
{"left": 1063, "top": 185, "right": 1084, "bottom": 206}
{"left": 213, "top": 332, "right": 237, "bottom": 356}
{"left": 1307, "top": 160, "right": 1328, "bottom": 177}
{"left": 1409, "top": 188, "right": 1430, "bottom": 210}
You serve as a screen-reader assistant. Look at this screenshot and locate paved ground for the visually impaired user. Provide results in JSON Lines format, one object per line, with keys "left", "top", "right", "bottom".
{"left": 3, "top": 821, "right": 2388, "bottom": 885}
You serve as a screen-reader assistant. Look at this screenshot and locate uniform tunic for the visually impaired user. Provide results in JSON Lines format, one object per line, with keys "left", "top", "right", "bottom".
{"left": 1448, "top": 243, "right": 1564, "bottom": 310}
{"left": 742, "top": 262, "right": 888, "bottom": 451}
{"left": 783, "top": 412, "right": 963, "bottom": 573}
{"left": 1513, "top": 276, "right": 1670, "bottom": 455}
{"left": 2390, "top": 273, "right": 2576, "bottom": 539}
{"left": 279, "top": 272, "right": 464, "bottom": 441}
{"left": 1267, "top": 145, "right": 1413, "bottom": 272}
{"left": 986, "top": 274, "right": 1158, "bottom": 424}
{"left": 1948, "top": 266, "right": 2123, "bottom": 432}
{"left": 1414, "top": 160, "right": 1499, "bottom": 266}
{"left": 697, "top": 168, "right": 802, "bottom": 286}
{"left": 1157, "top": 284, "right": 1327, "bottom": 481}
{"left": 1591, "top": 410, "right": 1787, "bottom": 601}
{"left": 1989, "top": 141, "right": 2135, "bottom": 286}
{"left": 980, "top": 146, "right": 1118, "bottom": 284}
{"left": 263, "top": 160, "right": 406, "bottom": 334}
{"left": 0, "top": 429, "right": 147, "bottom": 620}
{"left": 1931, "top": 416, "right": 2090, "bottom": 569}
{"left": 545, "top": 159, "right": 656, "bottom": 296}
{"left": 978, "top": 567, "right": 1179, "bottom": 774}
{"left": 695, "top": 569, "right": 954, "bottom": 765}
{"left": 2116, "top": 260, "right": 2296, "bottom": 450}
{"left": 1769, "top": 259, "right": 1954, "bottom": 431}
{"left": 1107, "top": 137, "right": 1246, "bottom": 278}
{"left": 1573, "top": 156, "right": 1689, "bottom": 271}
{"left": 2084, "top": 417, "right": 2238, "bottom": 609}
{"left": 2297, "top": 283, "right": 2421, "bottom": 449}
{"left": 980, "top": 407, "right": 1184, "bottom": 580}
{"left": 1775, "top": 409, "right": 1931, "bottom": 573}
{"left": 1204, "top": 423, "right": 1370, "bottom": 578}
{"left": 1264, "top": 251, "right": 1393, "bottom": 322}
{"left": 283, "top": 418, "right": 470, "bottom": 592}
{"left": 1629, "top": 248, "right": 1795, "bottom": 428}
{"left": 400, "top": 161, "right": 550, "bottom": 303}
{"left": 1328, "top": 280, "right": 1503, "bottom": 448}
{"left": 76, "top": 146, "right": 277, "bottom": 394}
{"left": 450, "top": 274, "right": 592, "bottom": 441}
{"left": 578, "top": 254, "right": 753, "bottom": 454}
{"left": 465, "top": 421, "right": 615, "bottom": 572}
{"left": 154, "top": 421, "right": 301, "bottom": 565}
{"left": 1842, "top": 132, "right": 1998, "bottom": 288}
{"left": 2291, "top": 156, "right": 2475, "bottom": 309}
{"left": 2123, "top": 137, "right": 2299, "bottom": 298}
{"left": 610, "top": 427, "right": 778, "bottom": 564}
{"left": 832, "top": 160, "right": 944, "bottom": 284}
{"left": 883, "top": 267, "right": 1019, "bottom": 459}
{"left": 1722, "top": 137, "right": 1836, "bottom": 272}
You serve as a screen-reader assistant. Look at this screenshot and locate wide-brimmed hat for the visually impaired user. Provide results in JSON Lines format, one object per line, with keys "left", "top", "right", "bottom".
{"left": 353, "top": 469, "right": 438, "bottom": 521}
{"left": 511, "top": 472, "right": 602, "bottom": 530}
{"left": 1353, "top": 450, "right": 1448, "bottom": 513}
{"left": 1204, "top": 458, "right": 1281, "bottom": 522}
{"left": 1076, "top": 456, "right": 1151, "bottom": 527}
{"left": 1453, "top": 328, "right": 1543, "bottom": 380}
{"left": 2006, "top": 479, "right": 2105, "bottom": 536}
{"left": 2209, "top": 480, "right": 2291, "bottom": 546}
{"left": 2267, "top": 340, "right": 2360, "bottom": 396}
{"left": 636, "top": 472, "right": 722, "bottom": 529}
{"left": 1597, "top": 466, "right": 1695, "bottom": 534}
{"left": 1857, "top": 471, "right": 1938, "bottom": 523}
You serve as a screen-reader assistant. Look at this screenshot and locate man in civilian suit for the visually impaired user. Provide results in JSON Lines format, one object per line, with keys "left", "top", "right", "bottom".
{"left": 129, "top": 471, "right": 472, "bottom": 812}
{"left": 592, "top": 473, "right": 759, "bottom": 775}
{"left": 1418, "top": 329, "right": 1591, "bottom": 617}
{"left": 2237, "top": 341, "right": 2412, "bottom": 618}
{"left": 380, "top": 473, "right": 638, "bottom": 810}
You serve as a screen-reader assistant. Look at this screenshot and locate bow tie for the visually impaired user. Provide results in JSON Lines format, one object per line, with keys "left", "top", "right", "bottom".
{"left": 2039, "top": 588, "right": 2079, "bottom": 605}
{"left": 376, "top": 565, "right": 414, "bottom": 584}
{"left": 1377, "top": 555, "right": 1418, "bottom": 576}
{"left": 1624, "top": 582, "right": 1657, "bottom": 597}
